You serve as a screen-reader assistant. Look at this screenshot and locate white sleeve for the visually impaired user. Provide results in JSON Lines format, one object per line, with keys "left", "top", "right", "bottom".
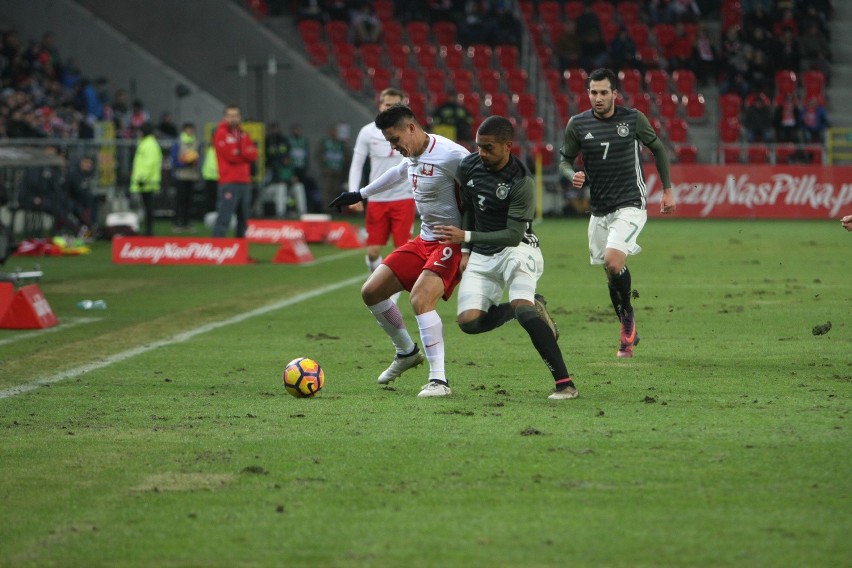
{"left": 347, "top": 127, "right": 369, "bottom": 192}
{"left": 360, "top": 159, "right": 408, "bottom": 198}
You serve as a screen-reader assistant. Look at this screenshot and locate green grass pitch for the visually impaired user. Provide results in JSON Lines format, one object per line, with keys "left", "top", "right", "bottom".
{"left": 0, "top": 218, "right": 849, "bottom": 567}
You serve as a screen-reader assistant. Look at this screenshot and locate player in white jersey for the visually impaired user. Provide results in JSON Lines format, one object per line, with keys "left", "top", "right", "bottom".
{"left": 330, "top": 104, "right": 470, "bottom": 398}
{"left": 347, "top": 88, "right": 415, "bottom": 274}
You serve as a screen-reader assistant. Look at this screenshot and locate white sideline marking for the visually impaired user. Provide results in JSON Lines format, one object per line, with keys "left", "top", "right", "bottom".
{"left": 0, "top": 275, "right": 365, "bottom": 399}
{"left": 0, "top": 317, "right": 102, "bottom": 347}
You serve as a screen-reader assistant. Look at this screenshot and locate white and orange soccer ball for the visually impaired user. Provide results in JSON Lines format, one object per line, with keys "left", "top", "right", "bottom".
{"left": 283, "top": 357, "right": 325, "bottom": 398}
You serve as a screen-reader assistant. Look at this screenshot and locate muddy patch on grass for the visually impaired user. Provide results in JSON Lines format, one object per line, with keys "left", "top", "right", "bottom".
{"left": 131, "top": 472, "right": 235, "bottom": 492}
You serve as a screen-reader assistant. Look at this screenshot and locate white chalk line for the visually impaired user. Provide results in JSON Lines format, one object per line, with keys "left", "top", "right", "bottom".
{"left": 0, "top": 317, "right": 102, "bottom": 347}
{"left": 0, "top": 274, "right": 365, "bottom": 399}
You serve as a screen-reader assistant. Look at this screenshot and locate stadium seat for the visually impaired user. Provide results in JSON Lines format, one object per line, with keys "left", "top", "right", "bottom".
{"left": 617, "top": 1, "right": 642, "bottom": 26}
{"left": 486, "top": 92, "right": 510, "bottom": 116}
{"left": 468, "top": 44, "right": 494, "bottom": 70}
{"left": 414, "top": 45, "right": 438, "bottom": 68}
{"left": 514, "top": 93, "right": 537, "bottom": 122}
{"left": 675, "top": 144, "right": 699, "bottom": 163}
{"left": 683, "top": 93, "right": 706, "bottom": 122}
{"left": 305, "top": 43, "right": 329, "bottom": 67}
{"left": 440, "top": 43, "right": 465, "bottom": 70}
{"left": 383, "top": 21, "right": 403, "bottom": 44}
{"left": 719, "top": 117, "right": 741, "bottom": 143}
{"left": 802, "top": 70, "right": 826, "bottom": 100}
{"left": 388, "top": 45, "right": 410, "bottom": 69}
{"left": 618, "top": 69, "right": 643, "bottom": 98}
{"left": 494, "top": 45, "right": 520, "bottom": 70}
{"left": 574, "top": 92, "right": 592, "bottom": 112}
{"left": 627, "top": 22, "right": 650, "bottom": 49}
{"left": 340, "top": 67, "right": 363, "bottom": 92}
{"left": 564, "top": 1, "right": 584, "bottom": 20}
{"left": 564, "top": 68, "right": 588, "bottom": 95}
{"left": 657, "top": 94, "right": 681, "bottom": 122}
{"left": 774, "top": 70, "right": 798, "bottom": 97}
{"left": 325, "top": 21, "right": 349, "bottom": 45}
{"left": 398, "top": 68, "right": 420, "bottom": 94}
{"left": 406, "top": 21, "right": 431, "bottom": 45}
{"left": 519, "top": 0, "right": 535, "bottom": 22}
{"left": 645, "top": 70, "right": 670, "bottom": 96}
{"left": 297, "top": 20, "right": 322, "bottom": 44}
{"left": 774, "top": 144, "right": 798, "bottom": 165}
{"left": 477, "top": 70, "right": 501, "bottom": 95}
{"left": 601, "top": 20, "right": 621, "bottom": 44}
{"left": 368, "top": 67, "right": 393, "bottom": 92}
{"left": 457, "top": 91, "right": 483, "bottom": 120}
{"left": 451, "top": 69, "right": 474, "bottom": 92}
{"left": 505, "top": 69, "right": 528, "bottom": 94}
{"left": 359, "top": 45, "right": 383, "bottom": 69}
{"left": 591, "top": 0, "right": 616, "bottom": 23}
{"left": 721, "top": 145, "right": 742, "bottom": 164}
{"left": 653, "top": 24, "right": 676, "bottom": 55}
{"left": 630, "top": 92, "right": 652, "bottom": 117}
{"left": 666, "top": 118, "right": 689, "bottom": 143}
{"left": 554, "top": 92, "right": 572, "bottom": 121}
{"left": 672, "top": 69, "right": 697, "bottom": 95}
{"left": 374, "top": 0, "right": 394, "bottom": 21}
{"left": 522, "top": 117, "right": 546, "bottom": 143}
{"left": 719, "top": 93, "right": 742, "bottom": 119}
{"left": 746, "top": 144, "right": 771, "bottom": 164}
{"left": 407, "top": 92, "right": 429, "bottom": 121}
{"left": 333, "top": 44, "right": 356, "bottom": 69}
{"left": 424, "top": 67, "right": 446, "bottom": 91}
{"left": 433, "top": 21, "right": 457, "bottom": 45}
{"left": 538, "top": 0, "right": 562, "bottom": 21}
{"left": 544, "top": 69, "right": 562, "bottom": 97}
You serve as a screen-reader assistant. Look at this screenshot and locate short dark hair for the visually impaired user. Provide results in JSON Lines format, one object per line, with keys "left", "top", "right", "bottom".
{"left": 375, "top": 104, "right": 417, "bottom": 130}
{"left": 588, "top": 68, "right": 618, "bottom": 91}
{"left": 140, "top": 122, "right": 154, "bottom": 136}
{"left": 477, "top": 115, "right": 514, "bottom": 141}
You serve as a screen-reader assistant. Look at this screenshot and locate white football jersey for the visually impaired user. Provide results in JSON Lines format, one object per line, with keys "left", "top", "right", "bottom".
{"left": 348, "top": 122, "right": 410, "bottom": 202}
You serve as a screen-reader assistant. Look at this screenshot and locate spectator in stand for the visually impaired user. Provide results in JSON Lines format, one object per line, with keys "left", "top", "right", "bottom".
{"left": 720, "top": 25, "right": 746, "bottom": 79}
{"left": 458, "top": 1, "right": 490, "bottom": 45}
{"left": 65, "top": 154, "right": 99, "bottom": 231}
{"left": 798, "top": 22, "right": 832, "bottom": 81}
{"left": 745, "top": 48, "right": 773, "bottom": 95}
{"left": 171, "top": 121, "right": 201, "bottom": 231}
{"left": 719, "top": 70, "right": 749, "bottom": 99}
{"left": 773, "top": 93, "right": 802, "bottom": 144}
{"left": 111, "top": 89, "right": 131, "bottom": 136}
{"left": 156, "top": 111, "right": 178, "bottom": 138}
{"left": 799, "top": 4, "right": 830, "bottom": 41}
{"left": 775, "top": 27, "right": 802, "bottom": 75}
{"left": 743, "top": 4, "right": 772, "bottom": 37}
{"left": 212, "top": 104, "right": 258, "bottom": 238}
{"left": 773, "top": 8, "right": 798, "bottom": 38}
{"left": 129, "top": 122, "right": 162, "bottom": 236}
{"left": 800, "top": 97, "right": 829, "bottom": 144}
{"left": 609, "top": 27, "right": 640, "bottom": 72}
{"left": 742, "top": 93, "right": 774, "bottom": 143}
{"left": 351, "top": 4, "right": 382, "bottom": 45}
{"left": 128, "top": 100, "right": 150, "bottom": 138}
{"left": 489, "top": 6, "right": 522, "bottom": 47}
{"left": 579, "top": 27, "right": 609, "bottom": 71}
{"left": 668, "top": 22, "right": 694, "bottom": 69}
{"left": 691, "top": 26, "right": 718, "bottom": 85}
{"left": 666, "top": 0, "right": 700, "bottom": 23}
{"left": 325, "top": 0, "right": 350, "bottom": 21}
{"left": 554, "top": 20, "right": 581, "bottom": 72}
{"left": 318, "top": 125, "right": 349, "bottom": 208}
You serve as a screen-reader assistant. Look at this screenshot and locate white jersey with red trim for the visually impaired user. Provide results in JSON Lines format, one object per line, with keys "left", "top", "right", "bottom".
{"left": 347, "top": 122, "right": 410, "bottom": 202}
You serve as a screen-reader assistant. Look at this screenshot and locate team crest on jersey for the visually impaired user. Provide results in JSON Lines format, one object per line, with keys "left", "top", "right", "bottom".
{"left": 617, "top": 123, "right": 630, "bottom": 137}
{"left": 420, "top": 164, "right": 435, "bottom": 176}
{"left": 495, "top": 183, "right": 510, "bottom": 200}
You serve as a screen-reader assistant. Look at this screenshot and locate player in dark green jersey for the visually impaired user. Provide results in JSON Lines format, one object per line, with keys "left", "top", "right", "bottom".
{"left": 434, "top": 116, "right": 578, "bottom": 400}
{"left": 559, "top": 68, "right": 676, "bottom": 358}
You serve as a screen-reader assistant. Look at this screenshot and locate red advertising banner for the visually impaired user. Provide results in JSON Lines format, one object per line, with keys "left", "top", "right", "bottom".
{"left": 644, "top": 165, "right": 852, "bottom": 219}
{"left": 245, "top": 219, "right": 357, "bottom": 243}
{"left": 112, "top": 237, "right": 249, "bottom": 265}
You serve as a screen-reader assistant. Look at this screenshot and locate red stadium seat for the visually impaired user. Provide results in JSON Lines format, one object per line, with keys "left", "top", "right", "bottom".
{"left": 538, "top": 0, "right": 562, "bottom": 22}
{"left": 424, "top": 67, "right": 446, "bottom": 90}
{"left": 514, "top": 93, "right": 537, "bottom": 121}
{"left": 774, "top": 144, "right": 798, "bottom": 165}
{"left": 467, "top": 44, "right": 494, "bottom": 70}
{"left": 653, "top": 24, "right": 676, "bottom": 55}
{"left": 325, "top": 21, "right": 349, "bottom": 45}
{"left": 564, "top": 1, "right": 584, "bottom": 20}
{"left": 433, "top": 21, "right": 457, "bottom": 45}
{"left": 802, "top": 70, "right": 826, "bottom": 99}
{"left": 494, "top": 45, "right": 520, "bottom": 70}
{"left": 440, "top": 43, "right": 465, "bottom": 70}
{"left": 721, "top": 145, "right": 742, "bottom": 164}
{"left": 522, "top": 117, "right": 546, "bottom": 143}
{"left": 486, "top": 92, "right": 510, "bottom": 116}
{"left": 406, "top": 21, "right": 431, "bottom": 45}
{"left": 618, "top": 2, "right": 642, "bottom": 26}
{"left": 297, "top": 20, "right": 322, "bottom": 44}
{"left": 574, "top": 92, "right": 592, "bottom": 112}
{"left": 682, "top": 93, "right": 706, "bottom": 122}
{"left": 637, "top": 45, "right": 661, "bottom": 69}
{"left": 618, "top": 69, "right": 643, "bottom": 98}
{"left": 457, "top": 91, "right": 482, "bottom": 120}
{"left": 554, "top": 92, "right": 572, "bottom": 120}
{"left": 305, "top": 43, "right": 329, "bottom": 67}
{"left": 398, "top": 68, "right": 420, "bottom": 94}
{"left": 666, "top": 118, "right": 689, "bottom": 143}
{"left": 672, "top": 69, "right": 697, "bottom": 95}
{"left": 544, "top": 69, "right": 562, "bottom": 96}
{"left": 407, "top": 92, "right": 429, "bottom": 121}
{"left": 630, "top": 92, "right": 652, "bottom": 117}
{"left": 591, "top": 0, "right": 616, "bottom": 23}
{"left": 564, "top": 68, "right": 588, "bottom": 95}
{"left": 477, "top": 70, "right": 501, "bottom": 95}
{"left": 340, "top": 67, "right": 363, "bottom": 92}
{"left": 333, "top": 44, "right": 356, "bottom": 69}
{"left": 601, "top": 20, "right": 620, "bottom": 44}
{"left": 414, "top": 44, "right": 438, "bottom": 68}
{"left": 627, "top": 22, "right": 650, "bottom": 49}
{"left": 746, "top": 144, "right": 771, "bottom": 164}
{"left": 451, "top": 69, "right": 474, "bottom": 93}
{"left": 359, "top": 44, "right": 383, "bottom": 69}
{"left": 505, "top": 69, "right": 528, "bottom": 93}
{"left": 719, "top": 117, "right": 741, "bottom": 143}
{"left": 657, "top": 93, "right": 681, "bottom": 122}
{"left": 645, "top": 70, "right": 670, "bottom": 96}
{"left": 383, "top": 21, "right": 403, "bottom": 45}
{"left": 719, "top": 93, "right": 742, "bottom": 119}
{"left": 374, "top": 0, "right": 394, "bottom": 21}
{"left": 774, "top": 70, "right": 798, "bottom": 97}
{"left": 675, "top": 144, "right": 699, "bottom": 163}
{"left": 368, "top": 67, "right": 393, "bottom": 92}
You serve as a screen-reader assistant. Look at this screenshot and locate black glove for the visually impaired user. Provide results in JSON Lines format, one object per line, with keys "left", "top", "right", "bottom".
{"left": 329, "top": 191, "right": 363, "bottom": 210}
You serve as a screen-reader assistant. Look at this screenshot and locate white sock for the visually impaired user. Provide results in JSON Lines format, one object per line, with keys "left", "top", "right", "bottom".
{"left": 415, "top": 310, "right": 445, "bottom": 383}
{"left": 366, "top": 255, "right": 383, "bottom": 273}
{"left": 367, "top": 299, "right": 415, "bottom": 355}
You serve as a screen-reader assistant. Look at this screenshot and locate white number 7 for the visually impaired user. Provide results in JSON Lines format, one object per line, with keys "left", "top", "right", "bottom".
{"left": 601, "top": 141, "right": 610, "bottom": 159}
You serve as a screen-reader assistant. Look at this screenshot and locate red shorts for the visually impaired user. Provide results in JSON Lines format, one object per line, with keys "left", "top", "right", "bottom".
{"left": 383, "top": 236, "right": 463, "bottom": 300}
{"left": 365, "top": 199, "right": 416, "bottom": 247}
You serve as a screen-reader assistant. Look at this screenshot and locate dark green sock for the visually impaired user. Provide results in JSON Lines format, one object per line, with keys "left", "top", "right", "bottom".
{"left": 608, "top": 266, "right": 632, "bottom": 319}
{"left": 458, "top": 303, "right": 514, "bottom": 334}
{"left": 516, "top": 306, "right": 570, "bottom": 380}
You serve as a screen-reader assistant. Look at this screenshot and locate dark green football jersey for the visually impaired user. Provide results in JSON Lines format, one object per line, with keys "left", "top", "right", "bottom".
{"left": 559, "top": 106, "right": 669, "bottom": 216}
{"left": 457, "top": 153, "right": 538, "bottom": 256}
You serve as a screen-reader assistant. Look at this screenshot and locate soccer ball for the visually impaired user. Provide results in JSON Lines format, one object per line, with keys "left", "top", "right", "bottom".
{"left": 283, "top": 357, "right": 325, "bottom": 398}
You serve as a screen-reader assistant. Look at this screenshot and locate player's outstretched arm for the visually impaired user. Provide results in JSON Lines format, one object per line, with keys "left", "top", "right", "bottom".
{"left": 329, "top": 190, "right": 364, "bottom": 210}
{"left": 842, "top": 215, "right": 852, "bottom": 231}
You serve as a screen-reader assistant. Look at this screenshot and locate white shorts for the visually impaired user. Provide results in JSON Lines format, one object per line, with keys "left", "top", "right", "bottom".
{"left": 457, "top": 242, "right": 544, "bottom": 314}
{"left": 588, "top": 207, "right": 647, "bottom": 265}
